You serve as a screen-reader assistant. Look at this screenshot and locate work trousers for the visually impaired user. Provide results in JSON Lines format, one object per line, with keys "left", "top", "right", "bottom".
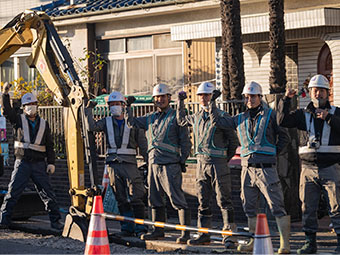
{"left": 300, "top": 163, "right": 340, "bottom": 234}
{"left": 107, "top": 161, "right": 145, "bottom": 208}
{"left": 0, "top": 159, "right": 60, "bottom": 225}
{"left": 196, "top": 159, "right": 234, "bottom": 220}
{"left": 148, "top": 163, "right": 188, "bottom": 210}
{"left": 240, "top": 164, "right": 286, "bottom": 218}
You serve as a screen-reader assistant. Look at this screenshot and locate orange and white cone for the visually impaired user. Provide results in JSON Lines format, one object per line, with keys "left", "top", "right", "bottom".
{"left": 253, "top": 214, "right": 273, "bottom": 255}
{"left": 84, "top": 196, "right": 110, "bottom": 255}
{"left": 101, "top": 165, "right": 110, "bottom": 197}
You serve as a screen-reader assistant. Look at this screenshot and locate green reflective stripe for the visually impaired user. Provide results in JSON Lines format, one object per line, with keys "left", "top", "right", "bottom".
{"left": 146, "top": 109, "right": 179, "bottom": 154}
{"left": 194, "top": 112, "right": 228, "bottom": 158}
{"left": 152, "top": 141, "right": 180, "bottom": 153}
{"left": 238, "top": 107, "right": 276, "bottom": 157}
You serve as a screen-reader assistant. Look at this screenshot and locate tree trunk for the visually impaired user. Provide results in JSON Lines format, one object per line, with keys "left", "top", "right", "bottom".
{"left": 268, "top": 0, "right": 286, "bottom": 94}
{"left": 220, "top": 0, "right": 245, "bottom": 100}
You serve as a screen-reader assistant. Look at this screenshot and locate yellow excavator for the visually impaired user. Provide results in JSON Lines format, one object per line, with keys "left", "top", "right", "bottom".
{"left": 0, "top": 10, "right": 100, "bottom": 241}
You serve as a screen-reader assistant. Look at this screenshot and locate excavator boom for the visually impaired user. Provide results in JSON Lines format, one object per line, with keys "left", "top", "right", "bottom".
{"left": 0, "top": 10, "right": 98, "bottom": 241}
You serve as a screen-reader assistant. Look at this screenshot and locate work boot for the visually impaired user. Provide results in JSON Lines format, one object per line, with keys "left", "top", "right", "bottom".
{"left": 237, "top": 216, "right": 256, "bottom": 252}
{"left": 133, "top": 204, "right": 148, "bottom": 238}
{"left": 297, "top": 232, "right": 317, "bottom": 254}
{"left": 221, "top": 209, "right": 237, "bottom": 249}
{"left": 276, "top": 215, "right": 290, "bottom": 254}
{"left": 51, "top": 220, "right": 63, "bottom": 231}
{"left": 187, "top": 215, "right": 211, "bottom": 245}
{"left": 141, "top": 207, "right": 165, "bottom": 240}
{"left": 223, "top": 223, "right": 238, "bottom": 249}
{"left": 176, "top": 209, "right": 191, "bottom": 244}
{"left": 118, "top": 205, "right": 135, "bottom": 236}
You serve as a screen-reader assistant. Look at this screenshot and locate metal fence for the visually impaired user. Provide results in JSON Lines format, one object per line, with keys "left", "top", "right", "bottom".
{"left": 39, "top": 100, "right": 245, "bottom": 158}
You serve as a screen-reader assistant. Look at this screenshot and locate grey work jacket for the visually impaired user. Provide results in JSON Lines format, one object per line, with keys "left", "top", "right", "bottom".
{"left": 2, "top": 94, "right": 55, "bottom": 164}
{"left": 177, "top": 100, "right": 238, "bottom": 163}
{"left": 125, "top": 106, "right": 191, "bottom": 165}
{"left": 210, "top": 101, "right": 289, "bottom": 166}
{"left": 279, "top": 97, "right": 340, "bottom": 167}
{"left": 85, "top": 108, "right": 148, "bottom": 164}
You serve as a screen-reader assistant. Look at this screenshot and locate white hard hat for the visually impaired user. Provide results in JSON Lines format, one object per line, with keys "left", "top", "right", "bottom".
{"left": 196, "top": 82, "right": 215, "bottom": 95}
{"left": 152, "top": 83, "right": 170, "bottom": 97}
{"left": 308, "top": 74, "right": 330, "bottom": 89}
{"left": 242, "top": 81, "right": 263, "bottom": 95}
{"left": 107, "top": 91, "right": 125, "bottom": 103}
{"left": 21, "top": 93, "right": 38, "bottom": 105}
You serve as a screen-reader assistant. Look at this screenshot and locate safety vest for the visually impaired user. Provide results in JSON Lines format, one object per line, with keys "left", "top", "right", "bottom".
{"left": 105, "top": 117, "right": 136, "bottom": 155}
{"left": 14, "top": 114, "right": 46, "bottom": 152}
{"left": 299, "top": 106, "right": 340, "bottom": 154}
{"left": 193, "top": 112, "right": 228, "bottom": 158}
{"left": 146, "top": 108, "right": 180, "bottom": 154}
{"left": 237, "top": 107, "right": 276, "bottom": 157}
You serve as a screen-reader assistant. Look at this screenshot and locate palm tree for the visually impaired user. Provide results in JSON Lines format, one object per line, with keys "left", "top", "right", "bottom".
{"left": 220, "top": 0, "right": 245, "bottom": 100}
{"left": 268, "top": 0, "right": 286, "bottom": 93}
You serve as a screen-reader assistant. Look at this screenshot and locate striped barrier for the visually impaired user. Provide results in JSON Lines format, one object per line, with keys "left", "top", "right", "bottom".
{"left": 101, "top": 212, "right": 253, "bottom": 238}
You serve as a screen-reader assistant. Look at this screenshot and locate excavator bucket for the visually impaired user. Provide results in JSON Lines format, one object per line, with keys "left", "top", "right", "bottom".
{"left": 62, "top": 206, "right": 89, "bottom": 242}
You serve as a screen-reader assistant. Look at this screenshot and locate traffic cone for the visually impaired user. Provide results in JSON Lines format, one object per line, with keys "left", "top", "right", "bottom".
{"left": 84, "top": 196, "right": 110, "bottom": 255}
{"left": 253, "top": 214, "right": 273, "bottom": 255}
{"left": 101, "top": 165, "right": 110, "bottom": 197}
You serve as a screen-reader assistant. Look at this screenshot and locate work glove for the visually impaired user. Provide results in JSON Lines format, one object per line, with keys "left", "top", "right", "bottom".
{"left": 126, "top": 96, "right": 136, "bottom": 106}
{"left": 211, "top": 89, "right": 222, "bottom": 101}
{"left": 2, "top": 82, "right": 11, "bottom": 95}
{"left": 46, "top": 164, "right": 55, "bottom": 175}
{"left": 180, "top": 163, "right": 187, "bottom": 173}
{"left": 178, "top": 91, "right": 187, "bottom": 101}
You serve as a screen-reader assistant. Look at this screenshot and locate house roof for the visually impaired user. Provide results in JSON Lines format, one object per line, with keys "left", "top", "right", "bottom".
{"left": 32, "top": 0, "right": 198, "bottom": 18}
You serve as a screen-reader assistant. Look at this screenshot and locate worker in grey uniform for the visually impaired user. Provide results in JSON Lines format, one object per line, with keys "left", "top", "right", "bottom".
{"left": 85, "top": 91, "right": 148, "bottom": 238}
{"left": 176, "top": 82, "right": 239, "bottom": 247}
{"left": 125, "top": 83, "right": 192, "bottom": 244}
{"left": 210, "top": 81, "right": 290, "bottom": 254}
{"left": 279, "top": 74, "right": 340, "bottom": 254}
{"left": 0, "top": 83, "right": 62, "bottom": 231}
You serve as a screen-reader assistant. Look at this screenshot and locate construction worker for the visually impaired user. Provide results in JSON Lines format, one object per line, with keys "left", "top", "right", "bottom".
{"left": 85, "top": 91, "right": 148, "bottom": 238}
{"left": 279, "top": 74, "right": 340, "bottom": 254}
{"left": 176, "top": 82, "right": 239, "bottom": 247}
{"left": 210, "top": 81, "right": 290, "bottom": 254}
{"left": 125, "top": 83, "right": 192, "bottom": 244}
{"left": 0, "top": 83, "right": 62, "bottom": 230}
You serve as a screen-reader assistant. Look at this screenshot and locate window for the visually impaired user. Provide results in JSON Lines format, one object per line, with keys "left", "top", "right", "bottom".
{"left": 99, "top": 33, "right": 183, "bottom": 96}
{"left": 0, "top": 59, "right": 14, "bottom": 84}
{"left": 97, "top": 39, "right": 125, "bottom": 53}
{"left": 156, "top": 55, "right": 183, "bottom": 93}
{"left": 126, "top": 57, "right": 153, "bottom": 95}
{"left": 107, "top": 59, "right": 125, "bottom": 93}
{"left": 127, "top": 36, "right": 152, "bottom": 51}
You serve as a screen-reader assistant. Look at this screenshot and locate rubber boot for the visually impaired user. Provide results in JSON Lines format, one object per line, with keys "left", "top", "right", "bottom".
{"left": 133, "top": 204, "right": 148, "bottom": 238}
{"left": 276, "top": 215, "right": 290, "bottom": 254}
{"left": 237, "top": 216, "right": 256, "bottom": 252}
{"left": 176, "top": 209, "right": 191, "bottom": 244}
{"left": 221, "top": 209, "right": 237, "bottom": 249}
{"left": 187, "top": 215, "right": 211, "bottom": 245}
{"left": 141, "top": 207, "right": 165, "bottom": 240}
{"left": 115, "top": 205, "right": 135, "bottom": 237}
{"left": 297, "top": 232, "right": 317, "bottom": 254}
{"left": 335, "top": 234, "right": 340, "bottom": 253}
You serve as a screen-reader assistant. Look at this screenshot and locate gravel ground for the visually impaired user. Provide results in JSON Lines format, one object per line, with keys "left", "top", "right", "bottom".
{"left": 0, "top": 228, "right": 155, "bottom": 254}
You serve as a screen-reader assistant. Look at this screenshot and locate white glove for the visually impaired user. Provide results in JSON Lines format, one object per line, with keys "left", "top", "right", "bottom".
{"left": 2, "top": 82, "right": 11, "bottom": 94}
{"left": 46, "top": 164, "right": 55, "bottom": 174}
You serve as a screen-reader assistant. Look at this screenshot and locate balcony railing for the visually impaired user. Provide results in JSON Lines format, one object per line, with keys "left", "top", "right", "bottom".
{"left": 39, "top": 100, "right": 245, "bottom": 158}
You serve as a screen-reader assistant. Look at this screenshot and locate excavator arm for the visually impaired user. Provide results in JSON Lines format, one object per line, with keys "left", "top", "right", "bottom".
{"left": 0, "top": 10, "right": 98, "bottom": 241}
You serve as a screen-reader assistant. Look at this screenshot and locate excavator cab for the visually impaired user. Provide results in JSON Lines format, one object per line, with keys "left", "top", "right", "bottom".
{"left": 0, "top": 10, "right": 99, "bottom": 241}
